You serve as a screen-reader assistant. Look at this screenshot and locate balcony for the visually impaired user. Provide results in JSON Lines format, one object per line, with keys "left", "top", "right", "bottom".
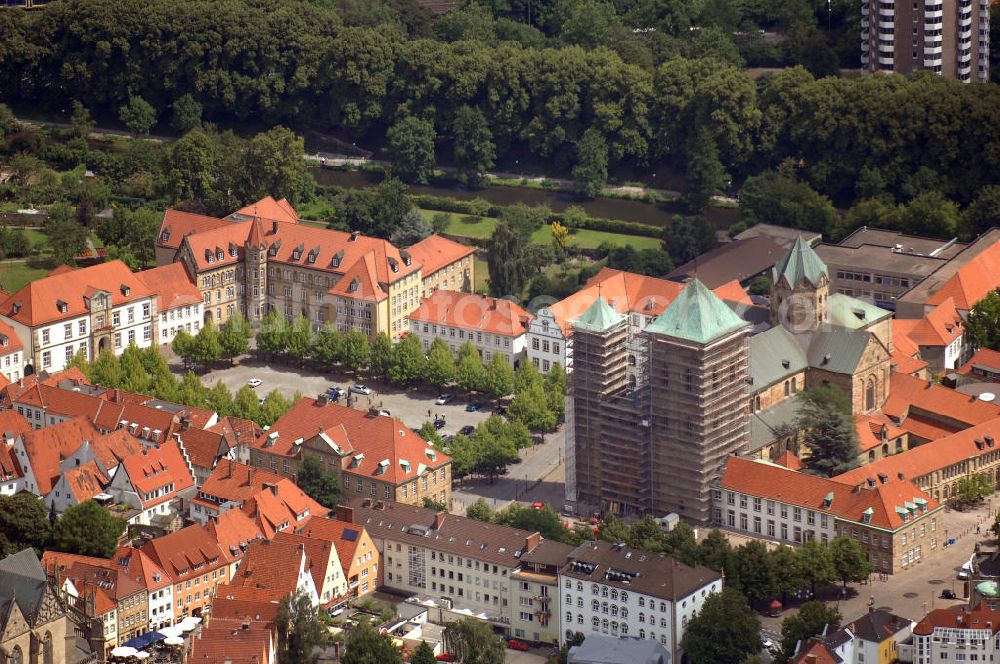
{"left": 878, "top": 5, "right": 894, "bottom": 16}
{"left": 879, "top": 55, "right": 896, "bottom": 66}
{"left": 924, "top": 45, "right": 943, "bottom": 55}
{"left": 923, "top": 58, "right": 943, "bottom": 67}
{"left": 958, "top": 64, "right": 973, "bottom": 76}
{"left": 878, "top": 18, "right": 894, "bottom": 29}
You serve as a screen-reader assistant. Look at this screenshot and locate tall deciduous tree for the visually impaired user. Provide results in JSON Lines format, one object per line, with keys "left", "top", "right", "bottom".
{"left": 296, "top": 456, "right": 342, "bottom": 509}
{"left": 390, "top": 209, "right": 432, "bottom": 247}
{"left": 285, "top": 315, "right": 314, "bottom": 360}
{"left": 796, "top": 540, "right": 836, "bottom": 595}
{"left": 456, "top": 343, "right": 485, "bottom": 393}
{"left": 387, "top": 115, "right": 436, "bottom": 184}
{"left": 797, "top": 386, "right": 860, "bottom": 477}
{"left": 277, "top": 590, "right": 330, "bottom": 664}
{"left": 170, "top": 94, "right": 203, "bottom": 133}
{"left": 369, "top": 332, "right": 393, "bottom": 381}
{"left": 119, "top": 95, "right": 157, "bottom": 137}
{"left": 51, "top": 500, "right": 126, "bottom": 558}
{"left": 779, "top": 601, "right": 841, "bottom": 662}
{"left": 258, "top": 310, "right": 289, "bottom": 356}
{"left": 424, "top": 338, "right": 456, "bottom": 389}
{"left": 966, "top": 290, "right": 1000, "bottom": 351}
{"left": 342, "top": 330, "right": 371, "bottom": 374}
{"left": 452, "top": 105, "right": 496, "bottom": 184}
{"left": 734, "top": 540, "right": 773, "bottom": 604}
{"left": 0, "top": 494, "right": 51, "bottom": 556}
{"left": 483, "top": 354, "right": 515, "bottom": 398}
{"left": 46, "top": 203, "right": 88, "bottom": 265}
{"left": 829, "top": 536, "right": 873, "bottom": 588}
{"left": 683, "top": 127, "right": 728, "bottom": 211}
{"left": 487, "top": 222, "right": 529, "bottom": 297}
{"left": 443, "top": 617, "right": 505, "bottom": 664}
{"left": 681, "top": 588, "right": 762, "bottom": 664}
{"left": 219, "top": 313, "right": 252, "bottom": 361}
{"left": 311, "top": 324, "right": 343, "bottom": 367}
{"left": 238, "top": 126, "right": 310, "bottom": 206}
{"left": 192, "top": 320, "right": 222, "bottom": 366}
{"left": 572, "top": 128, "right": 609, "bottom": 197}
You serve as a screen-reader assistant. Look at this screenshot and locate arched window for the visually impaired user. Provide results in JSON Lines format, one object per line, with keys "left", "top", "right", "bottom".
{"left": 620, "top": 592, "right": 628, "bottom": 603}
{"left": 784, "top": 380, "right": 790, "bottom": 397}
{"left": 611, "top": 605, "right": 618, "bottom": 617}
{"left": 882, "top": 443, "right": 889, "bottom": 456}
{"left": 868, "top": 450, "right": 875, "bottom": 463}
{"left": 622, "top": 623, "right": 629, "bottom": 634}
{"left": 602, "top": 619, "right": 608, "bottom": 630}
{"left": 621, "top": 608, "right": 628, "bottom": 619}
{"left": 639, "top": 629, "right": 646, "bottom": 639}
{"left": 592, "top": 617, "right": 599, "bottom": 628}
{"left": 610, "top": 589, "right": 618, "bottom": 600}
{"left": 865, "top": 377, "right": 876, "bottom": 411}
{"left": 43, "top": 631, "right": 52, "bottom": 664}
{"left": 601, "top": 587, "right": 608, "bottom": 598}
{"left": 10, "top": 645, "right": 23, "bottom": 664}
{"left": 592, "top": 599, "right": 600, "bottom": 611}
{"left": 791, "top": 377, "right": 798, "bottom": 393}
{"left": 566, "top": 612, "right": 573, "bottom": 623}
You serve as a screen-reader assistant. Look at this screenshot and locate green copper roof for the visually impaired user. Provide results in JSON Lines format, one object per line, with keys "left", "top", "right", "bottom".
{"left": 978, "top": 581, "right": 1000, "bottom": 597}
{"left": 772, "top": 235, "right": 828, "bottom": 289}
{"left": 827, "top": 293, "right": 892, "bottom": 329}
{"left": 573, "top": 296, "right": 625, "bottom": 333}
{"left": 646, "top": 279, "right": 747, "bottom": 343}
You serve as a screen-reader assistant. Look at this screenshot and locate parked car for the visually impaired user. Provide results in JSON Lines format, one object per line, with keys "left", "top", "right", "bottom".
{"left": 532, "top": 502, "right": 544, "bottom": 510}
{"left": 433, "top": 418, "right": 446, "bottom": 430}
{"left": 378, "top": 410, "right": 391, "bottom": 417}
{"left": 507, "top": 639, "right": 530, "bottom": 652}
{"left": 459, "top": 425, "right": 475, "bottom": 436}
{"left": 435, "top": 394, "right": 454, "bottom": 405}
{"left": 327, "top": 386, "right": 345, "bottom": 398}
{"left": 351, "top": 384, "right": 373, "bottom": 395}
{"left": 435, "top": 653, "right": 455, "bottom": 662}
{"left": 247, "top": 378, "right": 262, "bottom": 388}
{"left": 465, "top": 402, "right": 481, "bottom": 412}
{"left": 942, "top": 589, "right": 957, "bottom": 599}
{"left": 258, "top": 397, "right": 266, "bottom": 405}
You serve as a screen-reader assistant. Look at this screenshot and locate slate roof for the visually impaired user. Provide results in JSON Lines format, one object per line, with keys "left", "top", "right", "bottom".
{"left": 573, "top": 296, "right": 625, "bottom": 334}
{"left": 748, "top": 396, "right": 803, "bottom": 453}
{"left": 806, "top": 328, "right": 876, "bottom": 375}
{"left": 840, "top": 609, "right": 912, "bottom": 643}
{"left": 645, "top": 278, "right": 748, "bottom": 343}
{"left": 749, "top": 326, "right": 808, "bottom": 390}
{"left": 826, "top": 293, "right": 892, "bottom": 330}
{"left": 772, "top": 235, "right": 829, "bottom": 289}
{"left": 0, "top": 548, "right": 49, "bottom": 621}
{"left": 567, "top": 634, "right": 671, "bottom": 664}
{"left": 667, "top": 235, "right": 786, "bottom": 289}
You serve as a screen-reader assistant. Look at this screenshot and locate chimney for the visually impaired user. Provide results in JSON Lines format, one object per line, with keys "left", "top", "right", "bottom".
{"left": 316, "top": 394, "right": 328, "bottom": 406}
{"left": 434, "top": 511, "right": 446, "bottom": 530}
{"left": 349, "top": 231, "right": 359, "bottom": 242}
{"left": 525, "top": 532, "right": 540, "bottom": 552}
{"left": 263, "top": 482, "right": 278, "bottom": 497}
{"left": 271, "top": 221, "right": 278, "bottom": 235}
{"left": 335, "top": 506, "right": 355, "bottom": 523}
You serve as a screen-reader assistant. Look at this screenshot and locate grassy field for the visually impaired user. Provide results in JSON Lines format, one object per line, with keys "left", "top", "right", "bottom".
{"left": 22, "top": 229, "right": 48, "bottom": 248}
{"left": 474, "top": 257, "right": 489, "bottom": 292}
{"left": 428, "top": 210, "right": 661, "bottom": 250}
{"left": 0, "top": 260, "right": 55, "bottom": 293}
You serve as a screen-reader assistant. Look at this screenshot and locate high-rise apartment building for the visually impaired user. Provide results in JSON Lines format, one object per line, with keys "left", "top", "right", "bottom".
{"left": 861, "top": 0, "right": 989, "bottom": 82}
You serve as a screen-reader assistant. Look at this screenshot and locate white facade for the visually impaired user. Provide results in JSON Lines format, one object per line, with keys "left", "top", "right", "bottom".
{"left": 526, "top": 309, "right": 569, "bottom": 374}
{"left": 912, "top": 623, "right": 1000, "bottom": 664}
{"left": 411, "top": 321, "right": 527, "bottom": 366}
{"left": 712, "top": 488, "right": 838, "bottom": 546}
{"left": 157, "top": 303, "right": 202, "bottom": 345}
{"left": 106, "top": 468, "right": 179, "bottom": 526}
{"left": 147, "top": 582, "right": 174, "bottom": 631}
{"left": 0, "top": 344, "right": 24, "bottom": 383}
{"left": 557, "top": 572, "right": 721, "bottom": 654}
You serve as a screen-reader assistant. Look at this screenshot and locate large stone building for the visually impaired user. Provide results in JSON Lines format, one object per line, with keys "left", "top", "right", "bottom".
{"left": 568, "top": 237, "right": 897, "bottom": 521}
{"left": 155, "top": 200, "right": 474, "bottom": 338}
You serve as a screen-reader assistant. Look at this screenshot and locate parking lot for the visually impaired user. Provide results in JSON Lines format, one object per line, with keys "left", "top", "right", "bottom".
{"left": 189, "top": 356, "right": 494, "bottom": 435}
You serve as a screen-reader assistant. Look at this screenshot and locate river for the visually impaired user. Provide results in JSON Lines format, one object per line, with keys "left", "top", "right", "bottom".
{"left": 310, "top": 168, "right": 739, "bottom": 230}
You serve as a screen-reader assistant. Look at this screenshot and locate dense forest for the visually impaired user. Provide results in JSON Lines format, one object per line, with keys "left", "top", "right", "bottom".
{"left": 3, "top": 0, "right": 1000, "bottom": 221}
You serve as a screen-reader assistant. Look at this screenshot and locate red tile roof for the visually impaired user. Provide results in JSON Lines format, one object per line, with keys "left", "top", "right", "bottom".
{"left": 243, "top": 485, "right": 324, "bottom": 539}
{"left": 208, "top": 416, "right": 264, "bottom": 446}
{"left": 855, "top": 413, "right": 907, "bottom": 453}
{"left": 0, "top": 441, "right": 21, "bottom": 481}
{"left": 957, "top": 348, "right": 1000, "bottom": 377}
{"left": 207, "top": 596, "right": 281, "bottom": 626}
{"left": 41, "top": 551, "right": 144, "bottom": 602}
{"left": 117, "top": 439, "right": 194, "bottom": 507}
{"left": 0, "top": 318, "right": 24, "bottom": 355}
{"left": 205, "top": 508, "right": 264, "bottom": 564}
{"left": 189, "top": 624, "right": 272, "bottom": 664}
{"left": 196, "top": 460, "right": 302, "bottom": 508}
{"left": 134, "top": 262, "right": 201, "bottom": 312}
{"left": 62, "top": 460, "right": 108, "bottom": 503}
{"left": 139, "top": 523, "right": 227, "bottom": 582}
{"left": 113, "top": 546, "right": 171, "bottom": 591}
{"left": 897, "top": 297, "right": 964, "bottom": 347}
{"left": 176, "top": 427, "right": 227, "bottom": 471}
{"left": 273, "top": 531, "right": 339, "bottom": 601}
{"left": 257, "top": 398, "right": 451, "bottom": 484}
{"left": 406, "top": 234, "right": 474, "bottom": 277}
{"left": 790, "top": 638, "right": 840, "bottom": 664}
{"left": 328, "top": 251, "right": 387, "bottom": 301}
{"left": 231, "top": 196, "right": 299, "bottom": 224}
{"left": 157, "top": 209, "right": 232, "bottom": 251}
{"left": 773, "top": 450, "right": 803, "bottom": 471}
{"left": 409, "top": 290, "right": 532, "bottom": 337}
{"left": 885, "top": 372, "right": 1000, "bottom": 427}
{"left": 298, "top": 517, "right": 367, "bottom": 581}
{"left": 223, "top": 537, "right": 308, "bottom": 603}
{"left": 926, "top": 240, "right": 1000, "bottom": 310}
{"left": 913, "top": 606, "right": 1000, "bottom": 636}
{"left": 18, "top": 417, "right": 104, "bottom": 494}
{"left": 834, "top": 417, "right": 1000, "bottom": 486}
{"left": 0, "top": 409, "right": 31, "bottom": 439}
{"left": 720, "top": 456, "right": 940, "bottom": 531}
{"left": 0, "top": 260, "right": 154, "bottom": 327}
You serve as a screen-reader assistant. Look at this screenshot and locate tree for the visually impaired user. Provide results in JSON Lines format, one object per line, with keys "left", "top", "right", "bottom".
{"left": 96, "top": 207, "right": 161, "bottom": 266}
{"left": 390, "top": 334, "right": 426, "bottom": 384}
{"left": 118, "top": 95, "right": 157, "bottom": 137}
{"left": 390, "top": 209, "right": 432, "bottom": 247}
{"left": 45, "top": 203, "right": 88, "bottom": 265}
{"left": 172, "top": 329, "right": 196, "bottom": 366}
{"left": 424, "top": 338, "right": 456, "bottom": 390}
{"left": 259, "top": 390, "right": 294, "bottom": 426}
{"left": 51, "top": 500, "right": 125, "bottom": 558}
{"left": 699, "top": 529, "right": 734, "bottom": 573}
{"left": 797, "top": 386, "right": 860, "bottom": 477}
{"left": 487, "top": 221, "right": 531, "bottom": 297}
{"left": 70, "top": 101, "right": 94, "bottom": 139}
{"left": 386, "top": 115, "right": 436, "bottom": 184}
{"left": 285, "top": 315, "right": 314, "bottom": 360}
{"left": 550, "top": 220, "right": 571, "bottom": 252}
{"left": 90, "top": 350, "right": 122, "bottom": 388}
{"left": 829, "top": 536, "right": 873, "bottom": 588}
{"left": 219, "top": 313, "right": 252, "bottom": 361}
{"left": 0, "top": 103, "right": 14, "bottom": 140}
{"left": 466, "top": 498, "right": 494, "bottom": 522}
{"left": 452, "top": 106, "right": 495, "bottom": 185}
{"left": 341, "top": 621, "right": 403, "bottom": 664}
{"left": 238, "top": 126, "right": 310, "bottom": 206}
{"left": 544, "top": 363, "right": 567, "bottom": 418}
{"left": 170, "top": 94, "right": 203, "bottom": 133}
{"left": 297, "top": 456, "right": 342, "bottom": 510}
{"left": 779, "top": 601, "right": 841, "bottom": 662}
{"left": 455, "top": 343, "right": 485, "bottom": 393}
{"left": 369, "top": 332, "right": 394, "bottom": 381}
{"left": 768, "top": 545, "right": 806, "bottom": 602}
{"left": 961, "top": 185, "right": 1000, "bottom": 240}
{"left": 662, "top": 214, "right": 717, "bottom": 266}
{"left": 739, "top": 171, "right": 841, "bottom": 238}
{"left": 483, "top": 353, "right": 515, "bottom": 398}
{"left": 119, "top": 344, "right": 149, "bottom": 393}
{"left": 572, "top": 128, "right": 609, "bottom": 197}
{"left": 277, "top": 590, "right": 329, "bottom": 664}
{"left": 0, "top": 493, "right": 50, "bottom": 556}
{"left": 410, "top": 641, "right": 436, "bottom": 664}
{"left": 954, "top": 472, "right": 994, "bottom": 509}
{"left": 684, "top": 127, "right": 729, "bottom": 211}
{"left": 966, "top": 290, "right": 1000, "bottom": 351}
{"left": 507, "top": 382, "right": 556, "bottom": 431}
{"left": 258, "top": 310, "right": 289, "bottom": 356}
{"left": 342, "top": 330, "right": 371, "bottom": 374}
{"left": 734, "top": 540, "right": 773, "bottom": 604}
{"left": 681, "top": 588, "right": 761, "bottom": 664}
{"left": 443, "top": 617, "right": 505, "bottom": 664}
{"left": 796, "top": 540, "right": 836, "bottom": 596}
{"left": 311, "top": 324, "right": 343, "bottom": 367}
{"left": 207, "top": 380, "right": 235, "bottom": 416}
{"left": 495, "top": 503, "right": 568, "bottom": 542}
{"left": 233, "top": 385, "right": 262, "bottom": 423}
{"left": 889, "top": 191, "right": 959, "bottom": 239}
{"left": 192, "top": 320, "right": 223, "bottom": 366}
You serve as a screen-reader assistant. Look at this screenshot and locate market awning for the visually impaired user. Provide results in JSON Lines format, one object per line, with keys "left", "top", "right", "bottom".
{"left": 122, "top": 631, "right": 165, "bottom": 650}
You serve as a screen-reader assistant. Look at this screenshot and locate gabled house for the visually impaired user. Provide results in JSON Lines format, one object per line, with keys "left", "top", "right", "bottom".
{"left": 300, "top": 513, "right": 379, "bottom": 600}
{"left": 274, "top": 530, "right": 349, "bottom": 607}
{"left": 139, "top": 523, "right": 231, "bottom": 622}
{"left": 106, "top": 439, "right": 195, "bottom": 526}
{"left": 219, "top": 537, "right": 320, "bottom": 607}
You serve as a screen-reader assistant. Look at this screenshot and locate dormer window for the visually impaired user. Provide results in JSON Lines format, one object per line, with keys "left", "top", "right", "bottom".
{"left": 161, "top": 229, "right": 171, "bottom": 242}
{"left": 331, "top": 251, "right": 344, "bottom": 269}
{"left": 400, "top": 251, "right": 411, "bottom": 266}
{"left": 120, "top": 284, "right": 130, "bottom": 297}
{"left": 291, "top": 244, "right": 304, "bottom": 261}
{"left": 388, "top": 258, "right": 399, "bottom": 273}
{"left": 216, "top": 249, "right": 224, "bottom": 261}
{"left": 56, "top": 300, "right": 68, "bottom": 314}
{"left": 307, "top": 247, "right": 319, "bottom": 264}
{"left": 268, "top": 240, "right": 282, "bottom": 257}
{"left": 0, "top": 335, "right": 7, "bottom": 347}
{"left": 229, "top": 243, "right": 238, "bottom": 257}
{"left": 348, "top": 278, "right": 360, "bottom": 293}
{"left": 862, "top": 508, "right": 873, "bottom": 524}
{"left": 205, "top": 249, "right": 214, "bottom": 264}
{"left": 11, "top": 302, "right": 20, "bottom": 315}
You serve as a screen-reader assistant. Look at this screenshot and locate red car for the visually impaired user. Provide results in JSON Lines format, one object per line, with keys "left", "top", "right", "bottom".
{"left": 435, "top": 653, "right": 455, "bottom": 662}
{"left": 532, "top": 502, "right": 544, "bottom": 510}
{"left": 508, "top": 638, "right": 530, "bottom": 651}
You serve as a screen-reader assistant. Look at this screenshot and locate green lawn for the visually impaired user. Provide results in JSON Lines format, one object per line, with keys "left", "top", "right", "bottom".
{"left": 0, "top": 260, "right": 55, "bottom": 293}
{"left": 429, "top": 210, "right": 661, "bottom": 250}
{"left": 474, "top": 257, "right": 489, "bottom": 293}
{"left": 22, "top": 229, "right": 48, "bottom": 248}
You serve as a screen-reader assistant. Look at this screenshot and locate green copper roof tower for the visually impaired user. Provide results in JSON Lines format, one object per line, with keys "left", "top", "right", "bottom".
{"left": 573, "top": 296, "right": 625, "bottom": 333}
{"left": 645, "top": 278, "right": 747, "bottom": 343}
{"left": 771, "top": 235, "right": 828, "bottom": 289}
